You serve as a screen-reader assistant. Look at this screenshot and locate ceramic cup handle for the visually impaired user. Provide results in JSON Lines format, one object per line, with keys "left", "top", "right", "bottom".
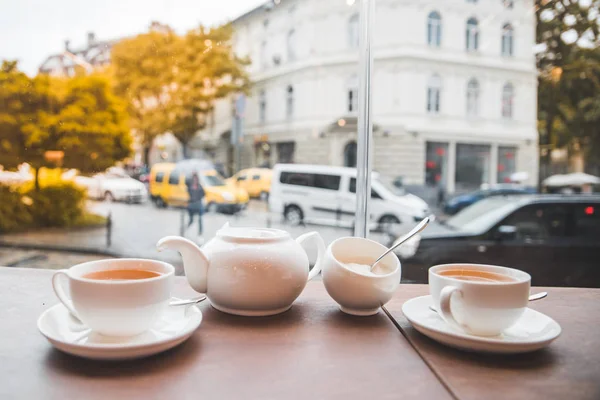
{"left": 51, "top": 270, "right": 79, "bottom": 318}
{"left": 439, "top": 285, "right": 465, "bottom": 333}
{"left": 296, "top": 231, "right": 326, "bottom": 281}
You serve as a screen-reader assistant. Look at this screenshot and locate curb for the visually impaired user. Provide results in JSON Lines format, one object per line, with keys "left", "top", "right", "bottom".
{"left": 0, "top": 240, "right": 120, "bottom": 258}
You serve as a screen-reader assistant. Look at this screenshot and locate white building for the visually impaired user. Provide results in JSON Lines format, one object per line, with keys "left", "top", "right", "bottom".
{"left": 197, "top": 0, "right": 538, "bottom": 193}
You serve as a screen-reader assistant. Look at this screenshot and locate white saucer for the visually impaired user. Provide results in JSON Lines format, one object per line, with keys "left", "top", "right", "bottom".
{"left": 402, "top": 295, "right": 561, "bottom": 354}
{"left": 38, "top": 300, "right": 203, "bottom": 360}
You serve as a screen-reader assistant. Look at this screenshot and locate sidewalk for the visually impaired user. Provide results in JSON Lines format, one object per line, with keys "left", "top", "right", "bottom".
{"left": 0, "top": 200, "right": 397, "bottom": 273}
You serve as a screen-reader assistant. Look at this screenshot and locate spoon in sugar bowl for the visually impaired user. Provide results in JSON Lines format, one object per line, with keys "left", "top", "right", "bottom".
{"left": 370, "top": 216, "right": 431, "bottom": 272}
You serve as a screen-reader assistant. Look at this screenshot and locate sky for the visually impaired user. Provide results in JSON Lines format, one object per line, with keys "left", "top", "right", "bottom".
{"left": 0, "top": 0, "right": 266, "bottom": 75}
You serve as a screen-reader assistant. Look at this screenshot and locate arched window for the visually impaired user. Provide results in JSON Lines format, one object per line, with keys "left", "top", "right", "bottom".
{"left": 287, "top": 29, "right": 296, "bottom": 61}
{"left": 347, "top": 75, "right": 358, "bottom": 113}
{"left": 260, "top": 41, "right": 267, "bottom": 69}
{"left": 427, "top": 74, "right": 442, "bottom": 114}
{"left": 501, "top": 23, "right": 514, "bottom": 56}
{"left": 348, "top": 14, "right": 359, "bottom": 49}
{"left": 503, "top": 0, "right": 514, "bottom": 9}
{"left": 427, "top": 11, "right": 442, "bottom": 47}
{"left": 502, "top": 82, "right": 514, "bottom": 119}
{"left": 286, "top": 85, "right": 294, "bottom": 119}
{"left": 466, "top": 78, "right": 480, "bottom": 116}
{"left": 259, "top": 90, "right": 267, "bottom": 123}
{"left": 466, "top": 17, "right": 479, "bottom": 52}
{"left": 344, "top": 141, "right": 358, "bottom": 167}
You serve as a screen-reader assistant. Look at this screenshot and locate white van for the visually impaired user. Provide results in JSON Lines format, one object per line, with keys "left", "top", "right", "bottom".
{"left": 269, "top": 164, "right": 430, "bottom": 229}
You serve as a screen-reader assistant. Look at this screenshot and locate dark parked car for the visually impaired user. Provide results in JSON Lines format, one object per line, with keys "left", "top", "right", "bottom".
{"left": 398, "top": 195, "right": 600, "bottom": 288}
{"left": 443, "top": 184, "right": 536, "bottom": 215}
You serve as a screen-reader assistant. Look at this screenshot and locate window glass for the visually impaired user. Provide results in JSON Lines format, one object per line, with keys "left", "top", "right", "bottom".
{"left": 427, "top": 74, "right": 442, "bottom": 113}
{"left": 348, "top": 14, "right": 359, "bottom": 49}
{"left": 573, "top": 204, "right": 600, "bottom": 238}
{"left": 314, "top": 174, "right": 341, "bottom": 190}
{"left": 427, "top": 11, "right": 442, "bottom": 47}
{"left": 502, "top": 205, "right": 569, "bottom": 239}
{"left": 1, "top": 0, "right": 596, "bottom": 290}
{"left": 286, "top": 85, "right": 294, "bottom": 119}
{"left": 502, "top": 23, "right": 514, "bottom": 56}
{"left": 502, "top": 82, "right": 514, "bottom": 119}
{"left": 349, "top": 178, "right": 385, "bottom": 198}
{"left": 498, "top": 146, "right": 517, "bottom": 183}
{"left": 201, "top": 174, "right": 225, "bottom": 187}
{"left": 466, "top": 17, "right": 479, "bottom": 51}
{"left": 259, "top": 90, "right": 267, "bottom": 123}
{"left": 168, "top": 170, "right": 181, "bottom": 185}
{"left": 466, "top": 78, "right": 479, "bottom": 116}
{"left": 347, "top": 75, "right": 358, "bottom": 113}
{"left": 287, "top": 29, "right": 296, "bottom": 61}
{"left": 280, "top": 172, "right": 312, "bottom": 187}
{"left": 455, "top": 144, "right": 491, "bottom": 191}
{"left": 446, "top": 197, "right": 521, "bottom": 232}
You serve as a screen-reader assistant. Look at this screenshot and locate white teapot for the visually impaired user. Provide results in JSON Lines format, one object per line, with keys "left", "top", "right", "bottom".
{"left": 157, "top": 223, "right": 325, "bottom": 316}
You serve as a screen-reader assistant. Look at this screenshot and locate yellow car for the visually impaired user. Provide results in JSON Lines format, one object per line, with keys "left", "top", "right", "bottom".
{"left": 227, "top": 168, "right": 272, "bottom": 200}
{"left": 149, "top": 162, "right": 249, "bottom": 213}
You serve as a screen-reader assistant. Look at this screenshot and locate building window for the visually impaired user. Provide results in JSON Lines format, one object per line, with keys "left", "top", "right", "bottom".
{"left": 466, "top": 78, "right": 480, "bottom": 117}
{"left": 347, "top": 75, "right": 358, "bottom": 113}
{"left": 259, "top": 90, "right": 266, "bottom": 123}
{"left": 498, "top": 146, "right": 517, "bottom": 183}
{"left": 427, "top": 11, "right": 442, "bottom": 47}
{"left": 466, "top": 17, "right": 479, "bottom": 52}
{"left": 260, "top": 41, "right": 267, "bottom": 69}
{"left": 287, "top": 29, "right": 296, "bottom": 61}
{"left": 344, "top": 141, "right": 357, "bottom": 167}
{"left": 503, "top": 0, "right": 514, "bottom": 9}
{"left": 502, "top": 82, "right": 514, "bottom": 119}
{"left": 276, "top": 142, "right": 295, "bottom": 163}
{"left": 427, "top": 74, "right": 442, "bottom": 114}
{"left": 425, "top": 142, "right": 449, "bottom": 187}
{"left": 466, "top": 0, "right": 478, "bottom": 3}
{"left": 455, "top": 144, "right": 491, "bottom": 191}
{"left": 286, "top": 85, "right": 294, "bottom": 119}
{"left": 502, "top": 23, "right": 514, "bottom": 56}
{"left": 348, "top": 14, "right": 359, "bottom": 49}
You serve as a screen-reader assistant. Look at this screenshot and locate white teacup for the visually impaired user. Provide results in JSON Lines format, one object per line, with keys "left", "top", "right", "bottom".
{"left": 429, "top": 264, "right": 531, "bottom": 336}
{"left": 322, "top": 237, "right": 401, "bottom": 316}
{"left": 52, "top": 258, "right": 174, "bottom": 337}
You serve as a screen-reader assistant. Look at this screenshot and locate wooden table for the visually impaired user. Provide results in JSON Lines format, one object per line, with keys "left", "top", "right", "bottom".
{"left": 1, "top": 267, "right": 599, "bottom": 400}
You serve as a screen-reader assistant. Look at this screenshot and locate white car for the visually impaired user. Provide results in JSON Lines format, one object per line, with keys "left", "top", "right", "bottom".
{"left": 269, "top": 164, "right": 430, "bottom": 230}
{"left": 74, "top": 172, "right": 148, "bottom": 203}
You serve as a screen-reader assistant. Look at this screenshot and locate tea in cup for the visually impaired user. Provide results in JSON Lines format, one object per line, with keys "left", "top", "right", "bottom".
{"left": 322, "top": 237, "right": 401, "bottom": 316}
{"left": 429, "top": 263, "right": 530, "bottom": 336}
{"left": 52, "top": 258, "right": 174, "bottom": 336}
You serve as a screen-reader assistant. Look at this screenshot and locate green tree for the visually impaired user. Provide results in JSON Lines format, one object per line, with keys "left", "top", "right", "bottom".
{"left": 111, "top": 22, "right": 250, "bottom": 160}
{"left": 536, "top": 0, "right": 600, "bottom": 175}
{"left": 0, "top": 61, "right": 131, "bottom": 189}
{"left": 111, "top": 22, "right": 181, "bottom": 164}
{"left": 168, "top": 24, "right": 250, "bottom": 157}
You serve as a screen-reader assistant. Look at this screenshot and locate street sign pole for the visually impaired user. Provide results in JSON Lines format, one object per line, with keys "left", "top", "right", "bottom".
{"left": 354, "top": 0, "right": 374, "bottom": 239}
{"left": 233, "top": 94, "right": 246, "bottom": 174}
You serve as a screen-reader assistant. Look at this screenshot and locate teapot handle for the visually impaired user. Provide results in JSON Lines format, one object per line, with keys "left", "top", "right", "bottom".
{"left": 295, "top": 232, "right": 326, "bottom": 281}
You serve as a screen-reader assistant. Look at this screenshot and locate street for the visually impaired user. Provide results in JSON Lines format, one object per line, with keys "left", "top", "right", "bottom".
{"left": 87, "top": 199, "right": 395, "bottom": 274}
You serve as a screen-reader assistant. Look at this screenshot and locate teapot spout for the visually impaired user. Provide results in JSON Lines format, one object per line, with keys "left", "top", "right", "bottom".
{"left": 157, "top": 236, "right": 209, "bottom": 293}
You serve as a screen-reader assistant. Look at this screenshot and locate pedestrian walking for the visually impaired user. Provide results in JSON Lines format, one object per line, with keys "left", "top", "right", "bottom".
{"left": 187, "top": 173, "right": 205, "bottom": 244}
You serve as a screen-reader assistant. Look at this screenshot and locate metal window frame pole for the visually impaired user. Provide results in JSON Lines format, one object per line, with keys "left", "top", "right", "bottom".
{"left": 354, "top": 0, "right": 374, "bottom": 239}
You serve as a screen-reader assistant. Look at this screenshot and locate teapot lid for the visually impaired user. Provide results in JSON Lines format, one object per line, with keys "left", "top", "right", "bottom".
{"left": 217, "top": 223, "right": 290, "bottom": 243}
